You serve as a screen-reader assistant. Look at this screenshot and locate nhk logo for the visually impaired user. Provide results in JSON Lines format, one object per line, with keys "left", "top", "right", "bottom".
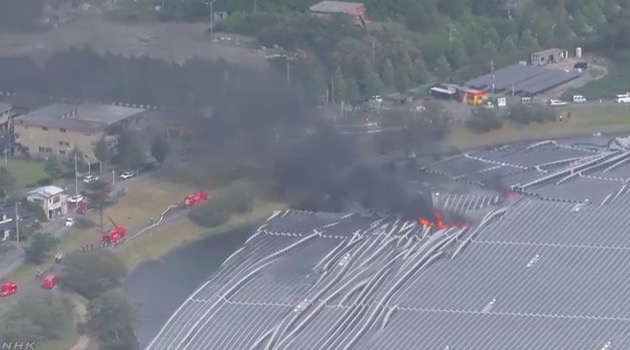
{"left": 0, "top": 341, "right": 37, "bottom": 350}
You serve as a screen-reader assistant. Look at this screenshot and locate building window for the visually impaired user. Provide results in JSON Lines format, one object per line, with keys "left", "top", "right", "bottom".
{"left": 58, "top": 141, "right": 70, "bottom": 147}
{"left": 45, "top": 148, "right": 53, "bottom": 154}
{"left": 52, "top": 196, "right": 60, "bottom": 204}
{"left": 38, "top": 147, "right": 46, "bottom": 153}
{"left": 85, "top": 133, "right": 92, "bottom": 137}
{"left": 60, "top": 128, "right": 67, "bottom": 133}
{"left": 59, "top": 150, "right": 66, "bottom": 155}
{"left": 42, "top": 127, "right": 48, "bottom": 131}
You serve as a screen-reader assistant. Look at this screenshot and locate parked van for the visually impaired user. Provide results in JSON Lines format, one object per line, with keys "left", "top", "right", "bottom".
{"left": 572, "top": 95, "right": 587, "bottom": 103}
{"left": 617, "top": 93, "right": 630, "bottom": 103}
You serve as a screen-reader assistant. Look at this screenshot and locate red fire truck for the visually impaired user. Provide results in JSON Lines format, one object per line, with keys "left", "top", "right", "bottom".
{"left": 42, "top": 275, "right": 59, "bottom": 290}
{"left": 0, "top": 281, "right": 18, "bottom": 297}
{"left": 183, "top": 191, "right": 209, "bottom": 207}
{"left": 101, "top": 217, "right": 127, "bottom": 247}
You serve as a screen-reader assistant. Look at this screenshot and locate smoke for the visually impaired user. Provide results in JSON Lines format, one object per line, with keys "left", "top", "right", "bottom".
{"left": 183, "top": 69, "right": 436, "bottom": 219}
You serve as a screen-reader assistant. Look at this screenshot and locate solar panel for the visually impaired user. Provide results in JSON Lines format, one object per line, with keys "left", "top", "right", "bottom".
{"left": 147, "top": 137, "right": 630, "bottom": 350}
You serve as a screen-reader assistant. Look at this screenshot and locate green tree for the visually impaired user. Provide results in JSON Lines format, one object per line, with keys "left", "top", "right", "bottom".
{"left": 67, "top": 145, "right": 88, "bottom": 173}
{"left": 44, "top": 156, "right": 63, "bottom": 180}
{"left": 519, "top": 30, "right": 539, "bottom": 50}
{"left": 501, "top": 35, "right": 517, "bottom": 53}
{"left": 434, "top": 55, "right": 452, "bottom": 79}
{"left": 83, "top": 179, "right": 114, "bottom": 233}
{"left": 0, "top": 166, "right": 16, "bottom": 197}
{"left": 189, "top": 200, "right": 230, "bottom": 227}
{"left": 332, "top": 68, "right": 347, "bottom": 103}
{"left": 381, "top": 59, "right": 395, "bottom": 87}
{"left": 150, "top": 136, "right": 169, "bottom": 164}
{"left": 447, "top": 39, "right": 468, "bottom": 69}
{"left": 412, "top": 58, "right": 429, "bottom": 83}
{"left": 467, "top": 108, "right": 503, "bottom": 132}
{"left": 363, "top": 69, "right": 384, "bottom": 96}
{"left": 344, "top": 79, "right": 360, "bottom": 103}
{"left": 24, "top": 232, "right": 59, "bottom": 265}
{"left": 61, "top": 250, "right": 127, "bottom": 299}
{"left": 116, "top": 132, "right": 146, "bottom": 171}
{"left": 87, "top": 290, "right": 139, "bottom": 350}
{"left": 0, "top": 295, "right": 71, "bottom": 342}
{"left": 94, "top": 137, "right": 111, "bottom": 173}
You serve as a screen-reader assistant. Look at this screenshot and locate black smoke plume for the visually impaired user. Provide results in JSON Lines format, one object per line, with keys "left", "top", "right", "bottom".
{"left": 197, "top": 70, "right": 436, "bottom": 219}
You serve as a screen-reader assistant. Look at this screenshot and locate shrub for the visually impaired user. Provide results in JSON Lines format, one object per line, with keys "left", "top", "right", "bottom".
{"left": 508, "top": 105, "right": 556, "bottom": 124}
{"left": 189, "top": 201, "right": 231, "bottom": 227}
{"left": 467, "top": 108, "right": 502, "bottom": 132}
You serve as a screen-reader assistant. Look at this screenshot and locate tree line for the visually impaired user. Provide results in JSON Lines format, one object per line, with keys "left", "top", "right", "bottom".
{"left": 0, "top": 46, "right": 248, "bottom": 108}
{"left": 212, "top": 0, "right": 630, "bottom": 102}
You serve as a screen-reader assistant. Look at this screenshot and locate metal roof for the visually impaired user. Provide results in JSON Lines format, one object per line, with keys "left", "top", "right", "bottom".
{"left": 27, "top": 185, "right": 64, "bottom": 198}
{"left": 17, "top": 103, "right": 146, "bottom": 132}
{"left": 466, "top": 64, "right": 581, "bottom": 95}
{"left": 309, "top": 1, "right": 364, "bottom": 13}
{"left": 147, "top": 135, "right": 630, "bottom": 350}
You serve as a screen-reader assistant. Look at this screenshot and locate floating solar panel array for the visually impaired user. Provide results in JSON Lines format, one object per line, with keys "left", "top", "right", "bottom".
{"left": 147, "top": 135, "right": 630, "bottom": 350}
{"left": 466, "top": 63, "right": 582, "bottom": 95}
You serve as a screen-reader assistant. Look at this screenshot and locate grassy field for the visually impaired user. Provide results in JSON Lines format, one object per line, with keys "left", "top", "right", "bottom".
{"left": 445, "top": 105, "right": 630, "bottom": 150}
{"left": 36, "top": 297, "right": 79, "bottom": 350}
{"left": 562, "top": 63, "right": 630, "bottom": 100}
{"left": 119, "top": 200, "right": 286, "bottom": 269}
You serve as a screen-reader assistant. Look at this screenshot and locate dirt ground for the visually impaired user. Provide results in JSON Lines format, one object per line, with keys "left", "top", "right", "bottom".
{"left": 0, "top": 14, "right": 268, "bottom": 70}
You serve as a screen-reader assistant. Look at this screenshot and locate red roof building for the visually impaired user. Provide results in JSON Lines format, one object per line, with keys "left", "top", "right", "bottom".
{"left": 309, "top": 1, "right": 368, "bottom": 26}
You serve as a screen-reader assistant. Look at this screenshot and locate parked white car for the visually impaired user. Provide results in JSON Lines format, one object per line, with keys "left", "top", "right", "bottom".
{"left": 617, "top": 93, "right": 630, "bottom": 103}
{"left": 67, "top": 195, "right": 84, "bottom": 204}
{"left": 549, "top": 99, "right": 568, "bottom": 106}
{"left": 82, "top": 175, "right": 98, "bottom": 184}
{"left": 572, "top": 95, "right": 587, "bottom": 103}
{"left": 65, "top": 218, "right": 75, "bottom": 227}
{"left": 119, "top": 171, "right": 135, "bottom": 180}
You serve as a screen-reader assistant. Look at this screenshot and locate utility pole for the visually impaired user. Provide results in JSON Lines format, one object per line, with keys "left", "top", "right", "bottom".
{"left": 3, "top": 147, "right": 7, "bottom": 166}
{"left": 74, "top": 154, "right": 78, "bottom": 196}
{"left": 448, "top": 22, "right": 454, "bottom": 43}
{"left": 330, "top": 76, "right": 335, "bottom": 104}
{"left": 112, "top": 170, "right": 116, "bottom": 187}
{"left": 371, "top": 40, "right": 376, "bottom": 64}
{"left": 490, "top": 59, "right": 495, "bottom": 94}
{"left": 15, "top": 202, "right": 19, "bottom": 250}
{"left": 209, "top": 0, "right": 218, "bottom": 36}
{"left": 286, "top": 59, "right": 291, "bottom": 86}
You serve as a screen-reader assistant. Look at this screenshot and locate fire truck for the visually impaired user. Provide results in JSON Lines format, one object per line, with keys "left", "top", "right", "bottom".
{"left": 77, "top": 199, "right": 93, "bottom": 214}
{"left": 42, "top": 275, "right": 59, "bottom": 290}
{"left": 101, "top": 217, "right": 127, "bottom": 247}
{"left": 183, "top": 191, "right": 209, "bottom": 207}
{"left": 0, "top": 281, "right": 18, "bottom": 297}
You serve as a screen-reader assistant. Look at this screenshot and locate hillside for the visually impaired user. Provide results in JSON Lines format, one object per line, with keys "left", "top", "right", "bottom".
{"left": 210, "top": 0, "right": 630, "bottom": 101}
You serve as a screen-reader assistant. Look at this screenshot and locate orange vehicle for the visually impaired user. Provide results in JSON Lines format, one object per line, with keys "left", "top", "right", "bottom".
{"left": 42, "top": 275, "right": 59, "bottom": 290}
{"left": 101, "top": 217, "right": 127, "bottom": 247}
{"left": 0, "top": 281, "right": 18, "bottom": 297}
{"left": 183, "top": 191, "right": 209, "bottom": 207}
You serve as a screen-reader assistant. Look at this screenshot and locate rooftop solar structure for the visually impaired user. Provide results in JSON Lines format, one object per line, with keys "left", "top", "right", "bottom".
{"left": 531, "top": 176, "right": 623, "bottom": 204}
{"left": 518, "top": 69, "right": 582, "bottom": 95}
{"left": 466, "top": 64, "right": 547, "bottom": 90}
{"left": 148, "top": 135, "right": 630, "bottom": 350}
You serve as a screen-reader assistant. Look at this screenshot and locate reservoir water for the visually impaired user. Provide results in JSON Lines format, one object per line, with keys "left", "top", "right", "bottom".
{"left": 123, "top": 225, "right": 256, "bottom": 347}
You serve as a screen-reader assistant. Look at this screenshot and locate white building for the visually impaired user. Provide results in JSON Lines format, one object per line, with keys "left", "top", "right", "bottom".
{"left": 26, "top": 185, "right": 67, "bottom": 220}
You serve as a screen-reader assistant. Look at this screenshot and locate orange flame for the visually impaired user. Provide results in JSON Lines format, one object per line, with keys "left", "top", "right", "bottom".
{"left": 418, "top": 209, "right": 468, "bottom": 229}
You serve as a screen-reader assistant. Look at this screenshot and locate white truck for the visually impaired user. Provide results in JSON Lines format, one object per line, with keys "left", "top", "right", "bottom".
{"left": 617, "top": 93, "right": 630, "bottom": 103}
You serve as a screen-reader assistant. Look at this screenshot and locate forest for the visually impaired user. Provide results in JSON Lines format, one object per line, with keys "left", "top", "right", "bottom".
{"left": 213, "top": 0, "right": 630, "bottom": 101}
{"left": 0, "top": 46, "right": 249, "bottom": 107}
{"left": 2, "top": 0, "right": 630, "bottom": 103}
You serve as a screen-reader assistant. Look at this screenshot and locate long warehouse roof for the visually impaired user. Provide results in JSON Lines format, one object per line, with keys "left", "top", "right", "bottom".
{"left": 147, "top": 135, "right": 630, "bottom": 350}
